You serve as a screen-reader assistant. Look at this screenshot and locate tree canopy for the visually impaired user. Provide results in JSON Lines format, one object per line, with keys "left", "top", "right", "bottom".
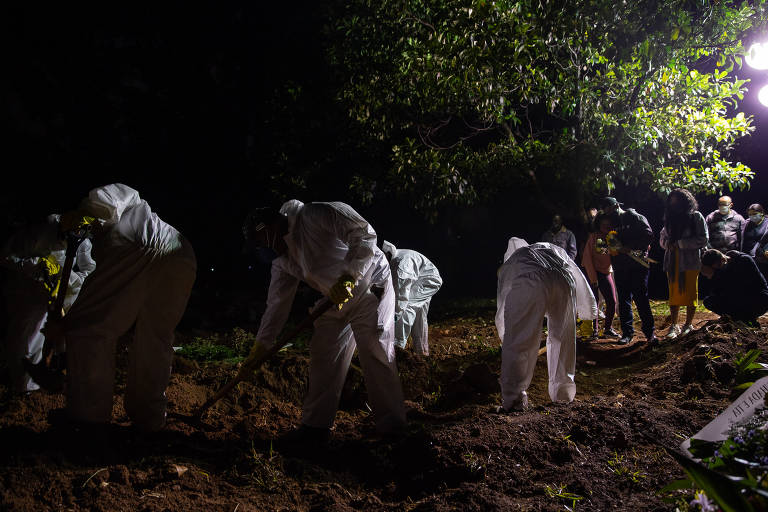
{"left": 325, "top": 0, "right": 768, "bottom": 214}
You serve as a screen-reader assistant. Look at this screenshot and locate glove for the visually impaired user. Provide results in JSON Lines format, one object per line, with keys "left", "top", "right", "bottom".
{"left": 243, "top": 341, "right": 269, "bottom": 368}
{"left": 38, "top": 254, "right": 62, "bottom": 299}
{"left": 59, "top": 210, "right": 97, "bottom": 234}
{"left": 329, "top": 274, "right": 355, "bottom": 309}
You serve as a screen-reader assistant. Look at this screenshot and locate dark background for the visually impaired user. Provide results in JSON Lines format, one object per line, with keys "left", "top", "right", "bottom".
{"left": 2, "top": 4, "right": 767, "bottom": 328}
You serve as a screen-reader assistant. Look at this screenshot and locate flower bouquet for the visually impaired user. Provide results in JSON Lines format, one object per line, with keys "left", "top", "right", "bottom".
{"left": 596, "top": 231, "right": 656, "bottom": 268}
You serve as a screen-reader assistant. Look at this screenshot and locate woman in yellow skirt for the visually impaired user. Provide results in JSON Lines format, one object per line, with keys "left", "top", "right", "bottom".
{"left": 660, "top": 189, "right": 709, "bottom": 339}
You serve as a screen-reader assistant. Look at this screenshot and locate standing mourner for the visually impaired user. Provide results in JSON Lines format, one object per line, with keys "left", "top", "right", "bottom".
{"left": 705, "top": 196, "right": 745, "bottom": 252}
{"left": 700, "top": 249, "right": 768, "bottom": 326}
{"left": 381, "top": 241, "right": 442, "bottom": 356}
{"left": 580, "top": 214, "right": 619, "bottom": 338}
{"left": 2, "top": 215, "right": 95, "bottom": 393}
{"left": 541, "top": 214, "right": 578, "bottom": 261}
{"left": 495, "top": 238, "right": 596, "bottom": 412}
{"left": 742, "top": 204, "right": 768, "bottom": 280}
{"left": 597, "top": 197, "right": 657, "bottom": 345}
{"left": 659, "top": 189, "right": 708, "bottom": 339}
{"left": 242, "top": 200, "right": 406, "bottom": 441}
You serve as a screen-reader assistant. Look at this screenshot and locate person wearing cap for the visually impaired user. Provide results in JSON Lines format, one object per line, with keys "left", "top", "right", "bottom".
{"left": 495, "top": 238, "right": 597, "bottom": 412}
{"left": 541, "top": 214, "right": 578, "bottom": 260}
{"left": 706, "top": 196, "right": 745, "bottom": 252}
{"left": 700, "top": 248, "right": 768, "bottom": 326}
{"left": 242, "top": 200, "right": 406, "bottom": 441}
{"left": 598, "top": 197, "right": 657, "bottom": 346}
{"left": 381, "top": 241, "right": 442, "bottom": 356}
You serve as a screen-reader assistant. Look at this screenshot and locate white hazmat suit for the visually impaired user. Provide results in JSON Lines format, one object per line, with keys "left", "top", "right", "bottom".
{"left": 381, "top": 241, "right": 442, "bottom": 356}
{"left": 255, "top": 200, "right": 406, "bottom": 432}
{"left": 496, "top": 238, "right": 596, "bottom": 409}
{"left": 63, "top": 184, "right": 196, "bottom": 430}
{"left": 2, "top": 217, "right": 95, "bottom": 392}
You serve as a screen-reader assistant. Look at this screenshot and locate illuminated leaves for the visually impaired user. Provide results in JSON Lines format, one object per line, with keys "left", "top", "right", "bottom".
{"left": 327, "top": 0, "right": 768, "bottom": 210}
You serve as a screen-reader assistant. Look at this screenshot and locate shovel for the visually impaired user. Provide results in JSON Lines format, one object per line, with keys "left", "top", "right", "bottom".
{"left": 24, "top": 230, "right": 89, "bottom": 392}
{"left": 190, "top": 297, "right": 336, "bottom": 420}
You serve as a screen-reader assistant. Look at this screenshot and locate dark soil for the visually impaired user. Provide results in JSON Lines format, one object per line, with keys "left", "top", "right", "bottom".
{"left": 2, "top": 303, "right": 766, "bottom": 511}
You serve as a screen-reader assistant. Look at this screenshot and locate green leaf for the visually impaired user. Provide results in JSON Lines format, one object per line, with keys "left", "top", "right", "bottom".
{"left": 665, "top": 447, "right": 755, "bottom": 512}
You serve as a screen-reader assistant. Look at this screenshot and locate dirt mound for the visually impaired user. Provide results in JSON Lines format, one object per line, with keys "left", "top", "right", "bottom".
{"left": 3, "top": 307, "right": 768, "bottom": 511}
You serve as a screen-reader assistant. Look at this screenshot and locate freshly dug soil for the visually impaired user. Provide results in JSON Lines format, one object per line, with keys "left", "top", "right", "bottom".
{"left": 1, "top": 304, "right": 765, "bottom": 511}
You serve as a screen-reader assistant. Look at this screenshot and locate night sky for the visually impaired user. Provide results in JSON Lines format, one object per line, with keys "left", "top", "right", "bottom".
{"left": 2, "top": 5, "right": 768, "bottom": 318}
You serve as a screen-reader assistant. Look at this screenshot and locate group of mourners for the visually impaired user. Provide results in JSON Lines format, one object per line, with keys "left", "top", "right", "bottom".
{"left": 3, "top": 184, "right": 768, "bottom": 441}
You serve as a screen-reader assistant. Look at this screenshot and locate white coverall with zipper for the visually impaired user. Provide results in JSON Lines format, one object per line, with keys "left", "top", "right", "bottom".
{"left": 381, "top": 241, "right": 442, "bottom": 356}
{"left": 496, "top": 238, "right": 597, "bottom": 409}
{"left": 254, "top": 200, "right": 406, "bottom": 433}
{"left": 63, "top": 184, "right": 196, "bottom": 431}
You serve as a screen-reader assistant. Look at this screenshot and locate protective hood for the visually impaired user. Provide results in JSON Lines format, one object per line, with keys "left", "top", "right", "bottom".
{"left": 279, "top": 199, "right": 305, "bottom": 217}
{"left": 503, "top": 237, "right": 529, "bottom": 263}
{"left": 80, "top": 183, "right": 142, "bottom": 224}
{"left": 382, "top": 240, "right": 398, "bottom": 259}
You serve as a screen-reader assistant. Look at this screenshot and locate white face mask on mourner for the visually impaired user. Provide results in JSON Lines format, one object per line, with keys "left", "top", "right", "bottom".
{"left": 718, "top": 205, "right": 730, "bottom": 215}
{"left": 750, "top": 213, "right": 764, "bottom": 224}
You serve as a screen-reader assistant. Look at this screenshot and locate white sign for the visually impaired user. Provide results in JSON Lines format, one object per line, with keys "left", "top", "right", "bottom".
{"left": 681, "top": 376, "right": 768, "bottom": 457}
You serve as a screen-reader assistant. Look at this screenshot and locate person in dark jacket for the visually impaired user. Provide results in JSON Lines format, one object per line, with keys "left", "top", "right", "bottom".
{"left": 598, "top": 197, "right": 657, "bottom": 346}
{"left": 700, "top": 249, "right": 768, "bottom": 326}
{"left": 742, "top": 204, "right": 768, "bottom": 280}
{"left": 706, "top": 196, "right": 745, "bottom": 252}
{"left": 541, "top": 214, "right": 578, "bottom": 261}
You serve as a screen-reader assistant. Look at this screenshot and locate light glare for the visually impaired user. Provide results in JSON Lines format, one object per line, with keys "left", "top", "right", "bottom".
{"left": 746, "top": 42, "right": 768, "bottom": 70}
{"left": 759, "top": 84, "right": 768, "bottom": 108}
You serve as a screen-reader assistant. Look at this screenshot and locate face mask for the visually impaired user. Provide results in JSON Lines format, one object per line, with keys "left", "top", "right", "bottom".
{"left": 718, "top": 205, "right": 730, "bottom": 215}
{"left": 750, "top": 213, "right": 764, "bottom": 224}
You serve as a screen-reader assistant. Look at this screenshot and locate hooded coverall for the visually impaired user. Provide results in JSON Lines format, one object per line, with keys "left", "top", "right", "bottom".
{"left": 63, "top": 184, "right": 196, "bottom": 430}
{"left": 496, "top": 239, "right": 596, "bottom": 408}
{"left": 2, "top": 218, "right": 95, "bottom": 392}
{"left": 255, "top": 200, "right": 406, "bottom": 432}
{"left": 381, "top": 241, "right": 442, "bottom": 355}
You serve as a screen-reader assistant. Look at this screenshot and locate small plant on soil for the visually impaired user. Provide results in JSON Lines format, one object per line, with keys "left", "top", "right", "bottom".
{"left": 607, "top": 451, "right": 646, "bottom": 484}
{"left": 176, "top": 337, "right": 239, "bottom": 362}
{"left": 733, "top": 349, "right": 768, "bottom": 391}
{"left": 248, "top": 440, "right": 282, "bottom": 492}
{"left": 544, "top": 483, "right": 583, "bottom": 511}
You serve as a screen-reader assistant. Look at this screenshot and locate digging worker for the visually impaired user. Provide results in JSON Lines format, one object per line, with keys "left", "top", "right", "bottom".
{"left": 495, "top": 238, "right": 596, "bottom": 412}
{"left": 381, "top": 241, "right": 442, "bottom": 356}
{"left": 48, "top": 184, "right": 197, "bottom": 431}
{"left": 242, "top": 200, "right": 406, "bottom": 441}
{"left": 700, "top": 249, "right": 768, "bottom": 326}
{"left": 1, "top": 214, "right": 95, "bottom": 393}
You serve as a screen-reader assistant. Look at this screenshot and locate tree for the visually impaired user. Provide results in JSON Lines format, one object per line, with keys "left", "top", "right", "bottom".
{"left": 327, "top": 0, "right": 768, "bottom": 215}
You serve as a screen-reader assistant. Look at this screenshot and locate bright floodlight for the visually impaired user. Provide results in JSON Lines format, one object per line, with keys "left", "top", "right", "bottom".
{"left": 759, "top": 84, "right": 768, "bottom": 108}
{"left": 746, "top": 42, "right": 768, "bottom": 70}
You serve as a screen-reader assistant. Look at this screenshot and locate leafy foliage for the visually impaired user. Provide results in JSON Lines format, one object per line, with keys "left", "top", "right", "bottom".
{"left": 327, "top": 0, "right": 768, "bottom": 213}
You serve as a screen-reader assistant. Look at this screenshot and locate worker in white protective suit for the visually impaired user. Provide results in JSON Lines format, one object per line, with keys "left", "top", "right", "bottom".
{"left": 1, "top": 215, "right": 96, "bottom": 392}
{"left": 49, "top": 184, "right": 196, "bottom": 431}
{"left": 495, "top": 238, "right": 596, "bottom": 412}
{"left": 242, "top": 200, "right": 406, "bottom": 442}
{"left": 381, "top": 241, "right": 442, "bottom": 356}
